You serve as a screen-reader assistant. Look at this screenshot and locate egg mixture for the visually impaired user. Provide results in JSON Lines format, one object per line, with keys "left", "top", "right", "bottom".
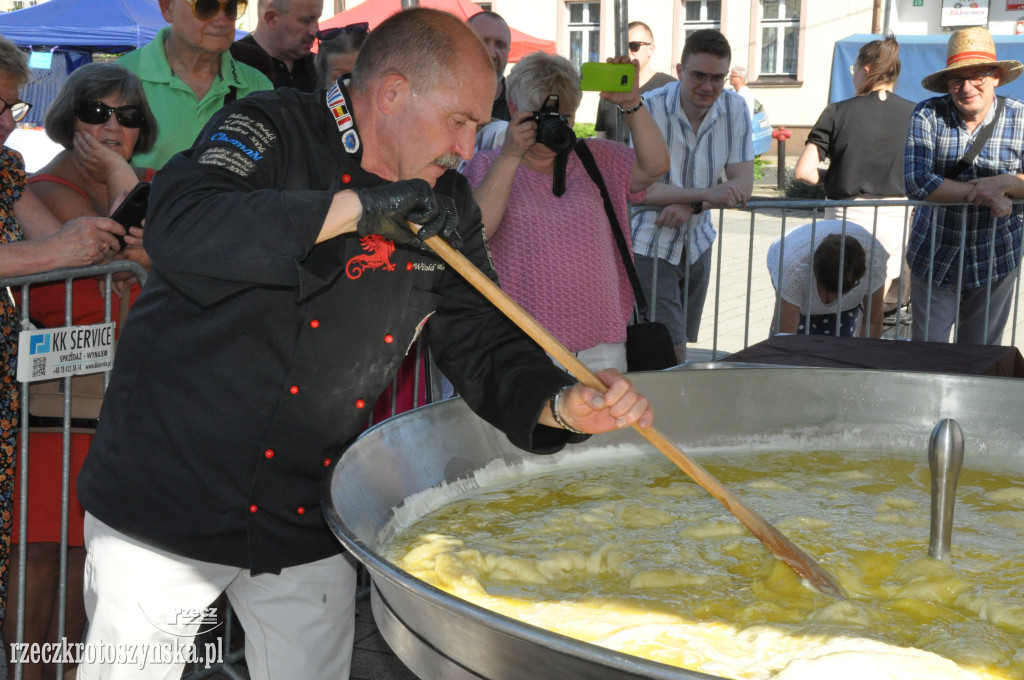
{"left": 384, "top": 449, "right": 1024, "bottom": 680}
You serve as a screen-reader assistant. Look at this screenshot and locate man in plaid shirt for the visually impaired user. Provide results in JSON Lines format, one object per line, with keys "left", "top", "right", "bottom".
{"left": 904, "top": 27, "right": 1024, "bottom": 344}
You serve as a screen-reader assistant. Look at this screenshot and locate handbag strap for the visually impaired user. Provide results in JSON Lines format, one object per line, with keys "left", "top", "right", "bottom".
{"left": 573, "top": 139, "right": 652, "bottom": 320}
{"left": 945, "top": 95, "right": 1003, "bottom": 179}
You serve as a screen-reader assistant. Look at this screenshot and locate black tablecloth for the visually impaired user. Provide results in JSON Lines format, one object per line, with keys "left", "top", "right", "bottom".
{"left": 722, "top": 335, "right": 1024, "bottom": 378}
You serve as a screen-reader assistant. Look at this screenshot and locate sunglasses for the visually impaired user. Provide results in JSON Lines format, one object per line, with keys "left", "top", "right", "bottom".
{"left": 316, "top": 22, "right": 370, "bottom": 42}
{"left": 627, "top": 41, "right": 652, "bottom": 52}
{"left": 189, "top": 0, "right": 247, "bottom": 22}
{"left": 75, "top": 101, "right": 146, "bottom": 128}
{"left": 0, "top": 97, "right": 30, "bottom": 122}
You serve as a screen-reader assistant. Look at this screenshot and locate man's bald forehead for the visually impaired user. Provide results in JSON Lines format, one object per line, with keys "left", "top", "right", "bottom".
{"left": 468, "top": 11, "right": 509, "bottom": 31}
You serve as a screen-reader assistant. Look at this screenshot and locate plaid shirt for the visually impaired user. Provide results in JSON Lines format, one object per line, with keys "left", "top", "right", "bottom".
{"left": 904, "top": 95, "right": 1024, "bottom": 288}
{"left": 630, "top": 84, "right": 753, "bottom": 265}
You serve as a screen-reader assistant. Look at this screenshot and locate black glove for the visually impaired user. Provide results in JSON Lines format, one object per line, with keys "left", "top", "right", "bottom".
{"left": 412, "top": 193, "right": 462, "bottom": 251}
{"left": 354, "top": 179, "right": 462, "bottom": 251}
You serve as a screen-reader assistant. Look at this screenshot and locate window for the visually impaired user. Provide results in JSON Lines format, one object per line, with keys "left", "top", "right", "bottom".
{"left": 683, "top": 0, "right": 722, "bottom": 40}
{"left": 760, "top": 0, "right": 799, "bottom": 77}
{"left": 568, "top": 2, "right": 600, "bottom": 73}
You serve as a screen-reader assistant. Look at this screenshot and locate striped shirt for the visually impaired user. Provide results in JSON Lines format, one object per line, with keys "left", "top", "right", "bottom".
{"left": 630, "top": 83, "right": 753, "bottom": 265}
{"left": 903, "top": 95, "right": 1024, "bottom": 289}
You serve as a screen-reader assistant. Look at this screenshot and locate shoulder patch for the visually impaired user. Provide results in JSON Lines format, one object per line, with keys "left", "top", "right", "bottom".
{"left": 327, "top": 83, "right": 353, "bottom": 130}
{"left": 196, "top": 111, "right": 277, "bottom": 177}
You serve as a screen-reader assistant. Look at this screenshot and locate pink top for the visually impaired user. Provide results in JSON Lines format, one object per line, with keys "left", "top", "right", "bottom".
{"left": 463, "top": 139, "right": 644, "bottom": 352}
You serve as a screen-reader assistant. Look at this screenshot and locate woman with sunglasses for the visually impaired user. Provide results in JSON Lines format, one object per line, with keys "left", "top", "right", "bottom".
{"left": 3, "top": 61, "right": 154, "bottom": 680}
{"left": 0, "top": 36, "right": 123, "bottom": 660}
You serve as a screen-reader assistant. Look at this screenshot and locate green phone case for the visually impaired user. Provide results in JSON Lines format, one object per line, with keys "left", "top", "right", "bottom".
{"left": 580, "top": 63, "right": 634, "bottom": 92}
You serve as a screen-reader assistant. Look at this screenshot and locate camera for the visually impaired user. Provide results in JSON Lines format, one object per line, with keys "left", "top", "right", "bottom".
{"left": 532, "top": 94, "right": 576, "bottom": 153}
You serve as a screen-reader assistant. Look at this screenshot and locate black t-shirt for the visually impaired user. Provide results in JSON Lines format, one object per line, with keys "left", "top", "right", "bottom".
{"left": 806, "top": 89, "right": 917, "bottom": 199}
{"left": 232, "top": 34, "right": 318, "bottom": 92}
{"left": 491, "top": 78, "right": 511, "bottom": 122}
{"left": 594, "top": 71, "right": 675, "bottom": 142}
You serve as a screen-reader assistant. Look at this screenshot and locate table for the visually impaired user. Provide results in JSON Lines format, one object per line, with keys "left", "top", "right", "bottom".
{"left": 721, "top": 335, "right": 1024, "bottom": 378}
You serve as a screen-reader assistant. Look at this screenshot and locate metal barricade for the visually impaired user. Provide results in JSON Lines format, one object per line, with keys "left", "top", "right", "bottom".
{"left": 672, "top": 197, "right": 1023, "bottom": 362}
{"left": 2, "top": 262, "right": 144, "bottom": 680}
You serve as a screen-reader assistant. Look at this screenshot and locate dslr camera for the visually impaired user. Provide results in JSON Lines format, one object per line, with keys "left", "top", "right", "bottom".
{"left": 533, "top": 94, "right": 576, "bottom": 153}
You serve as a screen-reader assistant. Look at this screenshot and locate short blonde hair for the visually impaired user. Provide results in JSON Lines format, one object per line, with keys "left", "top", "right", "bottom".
{"left": 506, "top": 52, "right": 582, "bottom": 113}
{"left": 0, "top": 35, "right": 30, "bottom": 86}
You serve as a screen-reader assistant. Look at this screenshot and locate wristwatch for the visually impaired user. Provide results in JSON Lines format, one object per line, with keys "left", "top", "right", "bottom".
{"left": 690, "top": 201, "right": 704, "bottom": 214}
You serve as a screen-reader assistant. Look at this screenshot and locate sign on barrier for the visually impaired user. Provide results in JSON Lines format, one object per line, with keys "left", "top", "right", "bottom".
{"left": 16, "top": 322, "right": 116, "bottom": 382}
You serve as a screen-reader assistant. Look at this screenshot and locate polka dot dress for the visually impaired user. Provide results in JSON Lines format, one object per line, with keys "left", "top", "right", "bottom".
{"left": 798, "top": 307, "right": 860, "bottom": 337}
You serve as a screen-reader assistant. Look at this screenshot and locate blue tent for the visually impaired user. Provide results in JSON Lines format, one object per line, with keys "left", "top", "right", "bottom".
{"left": 0, "top": 0, "right": 165, "bottom": 53}
{"left": 0, "top": 0, "right": 167, "bottom": 126}
{"left": 829, "top": 34, "right": 1024, "bottom": 105}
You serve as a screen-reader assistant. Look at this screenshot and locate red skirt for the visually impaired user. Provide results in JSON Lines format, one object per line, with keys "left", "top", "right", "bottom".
{"left": 10, "top": 431, "right": 90, "bottom": 546}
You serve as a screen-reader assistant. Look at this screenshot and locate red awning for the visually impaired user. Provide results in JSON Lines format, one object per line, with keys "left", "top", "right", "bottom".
{"left": 319, "top": 0, "right": 556, "bottom": 63}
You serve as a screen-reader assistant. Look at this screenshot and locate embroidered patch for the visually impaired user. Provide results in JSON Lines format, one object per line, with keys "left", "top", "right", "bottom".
{"left": 342, "top": 129, "right": 360, "bottom": 153}
{"left": 326, "top": 83, "right": 353, "bottom": 132}
{"left": 345, "top": 235, "right": 396, "bottom": 280}
{"left": 196, "top": 112, "right": 276, "bottom": 177}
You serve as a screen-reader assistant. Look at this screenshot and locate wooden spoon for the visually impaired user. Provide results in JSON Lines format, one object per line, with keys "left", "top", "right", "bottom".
{"left": 414, "top": 224, "right": 845, "bottom": 599}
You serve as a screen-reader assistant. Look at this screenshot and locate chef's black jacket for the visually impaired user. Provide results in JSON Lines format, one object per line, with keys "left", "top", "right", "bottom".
{"left": 78, "top": 81, "right": 582, "bottom": 574}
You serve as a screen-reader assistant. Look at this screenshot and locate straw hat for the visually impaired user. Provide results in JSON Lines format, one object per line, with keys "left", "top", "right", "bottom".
{"left": 921, "top": 26, "right": 1023, "bottom": 93}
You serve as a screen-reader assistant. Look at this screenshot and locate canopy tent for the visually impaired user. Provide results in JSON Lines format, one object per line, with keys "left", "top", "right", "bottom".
{"left": 0, "top": 0, "right": 165, "bottom": 53}
{"left": 829, "top": 33, "right": 1024, "bottom": 105}
{"left": 0, "top": 0, "right": 167, "bottom": 127}
{"left": 319, "top": 0, "right": 556, "bottom": 63}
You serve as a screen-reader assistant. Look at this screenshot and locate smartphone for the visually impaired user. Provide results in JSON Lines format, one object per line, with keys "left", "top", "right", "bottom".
{"left": 580, "top": 62, "right": 635, "bottom": 92}
{"left": 109, "top": 181, "right": 150, "bottom": 250}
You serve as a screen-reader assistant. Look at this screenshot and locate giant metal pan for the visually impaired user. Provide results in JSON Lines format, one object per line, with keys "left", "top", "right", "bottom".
{"left": 323, "top": 366, "right": 1024, "bottom": 680}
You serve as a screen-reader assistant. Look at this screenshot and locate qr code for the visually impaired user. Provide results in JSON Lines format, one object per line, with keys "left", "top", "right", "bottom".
{"left": 31, "top": 357, "right": 45, "bottom": 378}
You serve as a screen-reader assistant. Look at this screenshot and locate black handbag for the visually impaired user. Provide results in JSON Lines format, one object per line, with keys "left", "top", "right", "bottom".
{"left": 574, "top": 141, "right": 677, "bottom": 371}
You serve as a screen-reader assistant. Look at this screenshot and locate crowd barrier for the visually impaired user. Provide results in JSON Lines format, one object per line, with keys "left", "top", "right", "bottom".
{"left": 680, "top": 197, "right": 1022, "bottom": 362}
{"left": 4, "top": 196, "right": 1022, "bottom": 679}
{"left": 2, "top": 262, "right": 145, "bottom": 680}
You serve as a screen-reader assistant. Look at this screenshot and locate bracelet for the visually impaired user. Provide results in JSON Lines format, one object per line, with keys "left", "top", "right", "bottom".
{"left": 617, "top": 99, "right": 644, "bottom": 115}
{"left": 549, "top": 385, "right": 586, "bottom": 434}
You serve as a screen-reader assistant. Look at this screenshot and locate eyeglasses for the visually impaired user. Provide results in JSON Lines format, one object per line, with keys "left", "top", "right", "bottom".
{"left": 848, "top": 64, "right": 859, "bottom": 75}
{"left": 316, "top": 22, "right": 370, "bottom": 42}
{"left": 0, "top": 97, "right": 30, "bottom": 122}
{"left": 627, "top": 41, "right": 652, "bottom": 52}
{"left": 189, "top": 0, "right": 247, "bottom": 22}
{"left": 946, "top": 68, "right": 997, "bottom": 90}
{"left": 75, "top": 101, "right": 146, "bottom": 128}
{"left": 684, "top": 69, "right": 727, "bottom": 87}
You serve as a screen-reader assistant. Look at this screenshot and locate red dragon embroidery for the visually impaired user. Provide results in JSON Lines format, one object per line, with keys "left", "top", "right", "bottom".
{"left": 345, "top": 234, "right": 396, "bottom": 279}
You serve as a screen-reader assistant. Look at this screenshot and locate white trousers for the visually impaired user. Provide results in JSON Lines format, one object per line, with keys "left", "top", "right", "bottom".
{"left": 79, "top": 513, "right": 357, "bottom": 680}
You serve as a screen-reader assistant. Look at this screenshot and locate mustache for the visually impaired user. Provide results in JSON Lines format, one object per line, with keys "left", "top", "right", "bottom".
{"left": 433, "top": 152, "right": 463, "bottom": 170}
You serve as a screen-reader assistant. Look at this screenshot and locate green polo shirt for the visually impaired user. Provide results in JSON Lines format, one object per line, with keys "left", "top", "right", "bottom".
{"left": 119, "top": 27, "right": 273, "bottom": 170}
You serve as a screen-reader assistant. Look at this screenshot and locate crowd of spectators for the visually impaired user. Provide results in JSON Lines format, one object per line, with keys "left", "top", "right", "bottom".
{"left": 0, "top": 5, "right": 1021, "bottom": 679}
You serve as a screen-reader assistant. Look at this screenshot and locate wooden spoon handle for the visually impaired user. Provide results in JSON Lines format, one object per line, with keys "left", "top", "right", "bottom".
{"left": 416, "top": 226, "right": 844, "bottom": 599}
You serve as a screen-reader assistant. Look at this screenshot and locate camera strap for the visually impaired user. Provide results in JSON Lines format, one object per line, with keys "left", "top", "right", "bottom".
{"left": 552, "top": 150, "right": 569, "bottom": 197}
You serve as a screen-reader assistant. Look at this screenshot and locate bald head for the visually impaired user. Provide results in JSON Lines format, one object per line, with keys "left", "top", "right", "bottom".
{"left": 352, "top": 8, "right": 492, "bottom": 95}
